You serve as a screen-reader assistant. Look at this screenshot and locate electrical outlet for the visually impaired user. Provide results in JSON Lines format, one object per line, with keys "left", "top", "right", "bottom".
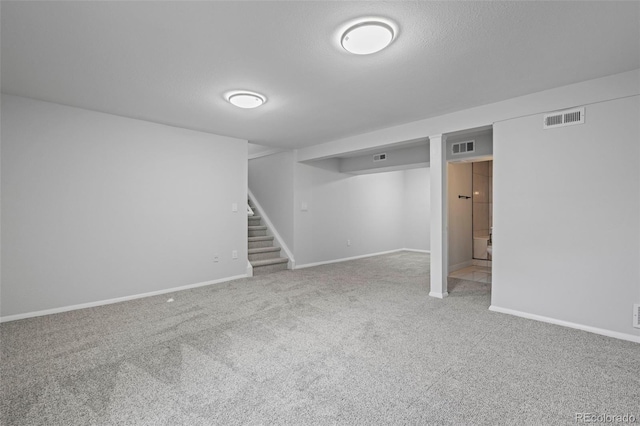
{"left": 213, "top": 256, "right": 219, "bottom": 263}
{"left": 347, "top": 239, "right": 351, "bottom": 246}
{"left": 633, "top": 304, "right": 640, "bottom": 329}
{"left": 232, "top": 250, "right": 238, "bottom": 259}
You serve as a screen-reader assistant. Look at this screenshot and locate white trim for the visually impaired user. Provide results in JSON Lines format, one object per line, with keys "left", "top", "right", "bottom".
{"left": 248, "top": 148, "right": 284, "bottom": 160}
{"left": 294, "top": 249, "right": 403, "bottom": 270}
{"left": 449, "top": 260, "right": 473, "bottom": 272}
{"left": 401, "top": 248, "right": 431, "bottom": 254}
{"left": 0, "top": 274, "right": 248, "bottom": 323}
{"left": 429, "top": 291, "right": 449, "bottom": 299}
{"left": 429, "top": 134, "right": 448, "bottom": 298}
{"left": 246, "top": 261, "right": 253, "bottom": 277}
{"left": 489, "top": 305, "right": 640, "bottom": 344}
{"left": 247, "top": 189, "right": 295, "bottom": 269}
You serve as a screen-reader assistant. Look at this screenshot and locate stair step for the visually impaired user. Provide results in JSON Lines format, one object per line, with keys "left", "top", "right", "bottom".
{"left": 251, "top": 257, "right": 288, "bottom": 267}
{"left": 248, "top": 246, "right": 280, "bottom": 254}
{"left": 248, "top": 235, "right": 274, "bottom": 249}
{"left": 248, "top": 215, "right": 262, "bottom": 221}
{"left": 248, "top": 246, "right": 281, "bottom": 261}
{"left": 248, "top": 236, "right": 273, "bottom": 242}
{"left": 248, "top": 227, "right": 267, "bottom": 237}
{"left": 251, "top": 257, "right": 288, "bottom": 276}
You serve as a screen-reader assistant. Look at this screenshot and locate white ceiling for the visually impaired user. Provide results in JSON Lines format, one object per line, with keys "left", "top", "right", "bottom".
{"left": 2, "top": 1, "right": 638, "bottom": 150}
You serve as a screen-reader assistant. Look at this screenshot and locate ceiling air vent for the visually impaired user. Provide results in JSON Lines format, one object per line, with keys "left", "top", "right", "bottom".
{"left": 452, "top": 140, "right": 475, "bottom": 155}
{"left": 543, "top": 107, "right": 585, "bottom": 129}
{"left": 373, "top": 153, "right": 387, "bottom": 162}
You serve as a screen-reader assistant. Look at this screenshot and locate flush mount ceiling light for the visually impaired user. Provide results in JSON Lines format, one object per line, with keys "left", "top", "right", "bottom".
{"left": 341, "top": 20, "right": 395, "bottom": 55}
{"left": 226, "top": 91, "right": 266, "bottom": 109}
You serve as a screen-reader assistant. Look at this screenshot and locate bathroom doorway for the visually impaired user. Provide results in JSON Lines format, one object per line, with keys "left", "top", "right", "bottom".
{"left": 444, "top": 127, "right": 493, "bottom": 290}
{"left": 448, "top": 159, "right": 493, "bottom": 287}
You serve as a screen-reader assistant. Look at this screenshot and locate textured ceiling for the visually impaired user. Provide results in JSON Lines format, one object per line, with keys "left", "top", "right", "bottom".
{"left": 2, "top": 1, "right": 638, "bottom": 149}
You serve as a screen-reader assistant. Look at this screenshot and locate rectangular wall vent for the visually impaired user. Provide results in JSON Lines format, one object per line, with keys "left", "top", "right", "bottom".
{"left": 543, "top": 107, "right": 585, "bottom": 129}
{"left": 634, "top": 304, "right": 640, "bottom": 329}
{"left": 373, "top": 153, "right": 387, "bottom": 162}
{"left": 452, "top": 140, "right": 475, "bottom": 155}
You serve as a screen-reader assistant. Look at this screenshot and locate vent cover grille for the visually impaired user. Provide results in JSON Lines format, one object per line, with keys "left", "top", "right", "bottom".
{"left": 543, "top": 107, "right": 585, "bottom": 129}
{"left": 452, "top": 140, "right": 475, "bottom": 155}
{"left": 634, "top": 304, "right": 640, "bottom": 329}
{"left": 373, "top": 153, "right": 387, "bottom": 162}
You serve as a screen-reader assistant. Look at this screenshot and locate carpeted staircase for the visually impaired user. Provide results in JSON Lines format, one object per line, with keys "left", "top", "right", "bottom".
{"left": 248, "top": 199, "right": 289, "bottom": 276}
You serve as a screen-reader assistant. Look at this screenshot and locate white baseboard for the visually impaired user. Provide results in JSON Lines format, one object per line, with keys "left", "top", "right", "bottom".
{"left": 489, "top": 305, "right": 640, "bottom": 344}
{"left": 429, "top": 291, "right": 449, "bottom": 299}
{"left": 294, "top": 248, "right": 429, "bottom": 270}
{"left": 0, "top": 274, "right": 248, "bottom": 323}
{"left": 294, "top": 249, "right": 405, "bottom": 270}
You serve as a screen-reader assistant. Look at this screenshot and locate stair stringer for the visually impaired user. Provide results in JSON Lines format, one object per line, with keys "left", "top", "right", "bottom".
{"left": 246, "top": 260, "right": 253, "bottom": 277}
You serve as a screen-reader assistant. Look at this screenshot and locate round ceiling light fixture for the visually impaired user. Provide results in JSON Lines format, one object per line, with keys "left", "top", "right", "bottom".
{"left": 226, "top": 91, "right": 266, "bottom": 109}
{"left": 341, "top": 20, "right": 395, "bottom": 55}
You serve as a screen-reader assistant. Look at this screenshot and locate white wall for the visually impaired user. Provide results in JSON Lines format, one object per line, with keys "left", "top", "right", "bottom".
{"left": 248, "top": 152, "right": 431, "bottom": 266}
{"left": 298, "top": 70, "right": 639, "bottom": 162}
{"left": 446, "top": 130, "right": 493, "bottom": 161}
{"left": 248, "top": 151, "right": 295, "bottom": 251}
{"left": 293, "top": 160, "right": 406, "bottom": 266}
{"left": 492, "top": 95, "right": 640, "bottom": 339}
{"left": 339, "top": 144, "right": 429, "bottom": 174}
{"left": 294, "top": 69, "right": 640, "bottom": 341}
{"left": 1, "top": 95, "right": 248, "bottom": 318}
{"left": 403, "top": 168, "right": 430, "bottom": 251}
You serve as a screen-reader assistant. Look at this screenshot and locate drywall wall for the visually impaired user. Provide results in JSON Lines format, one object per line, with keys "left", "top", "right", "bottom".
{"left": 249, "top": 153, "right": 431, "bottom": 265}
{"left": 446, "top": 130, "right": 493, "bottom": 161}
{"left": 298, "top": 70, "right": 640, "bottom": 162}
{"left": 492, "top": 95, "right": 640, "bottom": 339}
{"left": 248, "top": 143, "right": 283, "bottom": 159}
{"left": 403, "top": 168, "right": 430, "bottom": 251}
{"left": 293, "top": 69, "right": 639, "bottom": 340}
{"left": 339, "top": 144, "right": 429, "bottom": 174}
{"left": 293, "top": 160, "right": 405, "bottom": 266}
{"left": 1, "top": 95, "right": 248, "bottom": 317}
{"left": 248, "top": 151, "right": 295, "bottom": 251}
{"left": 447, "top": 162, "right": 473, "bottom": 270}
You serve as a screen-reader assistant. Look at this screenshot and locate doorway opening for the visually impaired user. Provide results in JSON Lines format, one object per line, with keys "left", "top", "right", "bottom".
{"left": 445, "top": 128, "right": 493, "bottom": 293}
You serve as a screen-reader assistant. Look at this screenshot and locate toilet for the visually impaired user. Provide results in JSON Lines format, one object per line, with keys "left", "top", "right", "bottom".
{"left": 473, "top": 236, "right": 490, "bottom": 259}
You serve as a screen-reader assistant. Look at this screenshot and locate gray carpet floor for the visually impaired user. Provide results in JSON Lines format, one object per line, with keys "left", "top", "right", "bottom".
{"left": 1, "top": 251, "right": 638, "bottom": 425}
